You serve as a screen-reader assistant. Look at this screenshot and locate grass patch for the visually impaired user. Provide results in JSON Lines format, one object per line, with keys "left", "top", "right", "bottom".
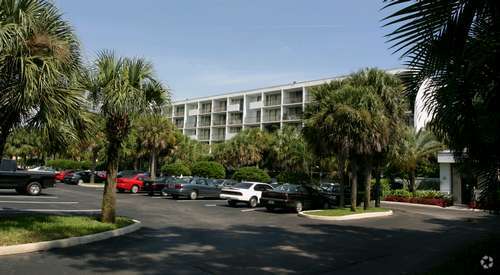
{"left": 0, "top": 215, "right": 133, "bottom": 246}
{"left": 307, "top": 207, "right": 389, "bottom": 217}
{"left": 423, "top": 234, "right": 499, "bottom": 275}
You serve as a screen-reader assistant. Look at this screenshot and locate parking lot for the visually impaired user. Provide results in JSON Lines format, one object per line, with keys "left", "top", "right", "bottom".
{"left": 1, "top": 183, "right": 499, "bottom": 275}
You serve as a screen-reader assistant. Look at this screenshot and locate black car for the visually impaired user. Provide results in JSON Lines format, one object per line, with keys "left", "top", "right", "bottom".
{"left": 0, "top": 159, "right": 55, "bottom": 195}
{"left": 143, "top": 176, "right": 175, "bottom": 196}
{"left": 260, "top": 184, "right": 324, "bottom": 213}
{"left": 63, "top": 171, "right": 105, "bottom": 185}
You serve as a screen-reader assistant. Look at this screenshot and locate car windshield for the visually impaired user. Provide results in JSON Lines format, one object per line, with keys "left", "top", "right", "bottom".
{"left": 233, "top": 182, "right": 253, "bottom": 189}
{"left": 274, "top": 184, "right": 299, "bottom": 192}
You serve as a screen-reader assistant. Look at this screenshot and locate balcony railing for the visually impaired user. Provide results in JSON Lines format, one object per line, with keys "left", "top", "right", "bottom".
{"left": 249, "top": 101, "right": 262, "bottom": 109}
{"left": 283, "top": 113, "right": 302, "bottom": 121}
{"left": 213, "top": 106, "right": 227, "bottom": 112}
{"left": 265, "top": 99, "right": 281, "bottom": 106}
{"left": 212, "top": 134, "right": 226, "bottom": 141}
{"left": 174, "top": 111, "right": 184, "bottom": 117}
{"left": 200, "top": 108, "right": 211, "bottom": 114}
{"left": 213, "top": 120, "right": 226, "bottom": 126}
{"left": 198, "top": 135, "right": 210, "bottom": 141}
{"left": 189, "top": 135, "right": 197, "bottom": 140}
{"left": 263, "top": 115, "right": 280, "bottom": 122}
{"left": 245, "top": 116, "right": 261, "bottom": 123}
{"left": 227, "top": 104, "right": 241, "bottom": 112}
{"left": 188, "top": 109, "right": 198, "bottom": 116}
{"left": 284, "top": 96, "right": 303, "bottom": 104}
{"left": 228, "top": 118, "right": 242, "bottom": 125}
{"left": 185, "top": 121, "right": 196, "bottom": 128}
{"left": 199, "top": 121, "right": 210, "bottom": 127}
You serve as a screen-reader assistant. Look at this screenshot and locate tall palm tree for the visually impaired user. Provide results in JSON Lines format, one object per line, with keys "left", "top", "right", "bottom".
{"left": 0, "top": 0, "right": 86, "bottom": 157}
{"left": 82, "top": 51, "right": 166, "bottom": 223}
{"left": 135, "top": 114, "right": 176, "bottom": 180}
{"left": 383, "top": 1, "right": 500, "bottom": 207}
{"left": 395, "top": 128, "right": 444, "bottom": 194}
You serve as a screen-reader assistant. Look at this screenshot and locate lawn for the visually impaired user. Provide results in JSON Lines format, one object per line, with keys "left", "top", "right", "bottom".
{"left": 0, "top": 215, "right": 133, "bottom": 246}
{"left": 307, "top": 207, "right": 389, "bottom": 216}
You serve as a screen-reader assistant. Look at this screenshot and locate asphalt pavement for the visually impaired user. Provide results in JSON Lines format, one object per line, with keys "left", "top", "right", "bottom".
{"left": 0, "top": 183, "right": 498, "bottom": 275}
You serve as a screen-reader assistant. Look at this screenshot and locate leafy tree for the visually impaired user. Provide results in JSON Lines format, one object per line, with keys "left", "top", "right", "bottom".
{"left": 394, "top": 128, "right": 444, "bottom": 194}
{"left": 383, "top": 0, "right": 500, "bottom": 208}
{"left": 81, "top": 51, "right": 166, "bottom": 223}
{"left": 191, "top": 161, "right": 225, "bottom": 179}
{"left": 0, "top": 0, "right": 88, "bottom": 157}
{"left": 163, "top": 131, "right": 208, "bottom": 166}
{"left": 135, "top": 114, "right": 175, "bottom": 179}
{"left": 232, "top": 167, "right": 271, "bottom": 183}
{"left": 268, "top": 126, "right": 313, "bottom": 174}
{"left": 161, "top": 162, "right": 191, "bottom": 176}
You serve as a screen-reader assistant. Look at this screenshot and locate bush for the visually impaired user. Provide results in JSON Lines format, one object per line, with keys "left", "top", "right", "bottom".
{"left": 161, "top": 162, "right": 191, "bottom": 176}
{"left": 384, "top": 189, "right": 453, "bottom": 207}
{"left": 417, "top": 178, "right": 440, "bottom": 190}
{"left": 276, "top": 172, "right": 310, "bottom": 184}
{"left": 46, "top": 159, "right": 91, "bottom": 170}
{"left": 191, "top": 161, "right": 225, "bottom": 179}
{"left": 232, "top": 167, "right": 271, "bottom": 183}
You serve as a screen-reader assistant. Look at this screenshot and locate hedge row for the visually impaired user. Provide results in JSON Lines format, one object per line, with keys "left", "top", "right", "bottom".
{"left": 232, "top": 167, "right": 271, "bottom": 183}
{"left": 384, "top": 189, "right": 453, "bottom": 207}
{"left": 46, "top": 159, "right": 92, "bottom": 170}
{"left": 191, "top": 161, "right": 226, "bottom": 179}
{"left": 161, "top": 162, "right": 191, "bottom": 176}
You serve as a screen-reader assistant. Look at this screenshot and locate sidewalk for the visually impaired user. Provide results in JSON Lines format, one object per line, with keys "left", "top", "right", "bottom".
{"left": 381, "top": 200, "right": 485, "bottom": 212}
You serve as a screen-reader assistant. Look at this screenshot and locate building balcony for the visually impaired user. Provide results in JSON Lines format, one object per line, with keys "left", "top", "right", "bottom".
{"left": 212, "top": 120, "right": 226, "bottom": 126}
{"left": 263, "top": 116, "right": 280, "bottom": 123}
{"left": 249, "top": 101, "right": 262, "bottom": 109}
{"left": 245, "top": 116, "right": 261, "bottom": 124}
{"left": 174, "top": 112, "right": 184, "bottom": 117}
{"left": 188, "top": 109, "right": 198, "bottom": 116}
{"left": 189, "top": 135, "right": 197, "bottom": 140}
{"left": 200, "top": 109, "right": 211, "bottom": 115}
{"left": 284, "top": 96, "right": 303, "bottom": 104}
{"left": 185, "top": 122, "right": 197, "bottom": 128}
{"left": 213, "top": 106, "right": 227, "bottom": 113}
{"left": 227, "top": 104, "right": 241, "bottom": 112}
{"left": 283, "top": 113, "right": 302, "bottom": 121}
{"left": 228, "top": 119, "right": 242, "bottom": 125}
{"left": 198, "top": 135, "right": 210, "bottom": 141}
{"left": 226, "top": 132, "right": 237, "bottom": 139}
{"left": 264, "top": 100, "right": 281, "bottom": 107}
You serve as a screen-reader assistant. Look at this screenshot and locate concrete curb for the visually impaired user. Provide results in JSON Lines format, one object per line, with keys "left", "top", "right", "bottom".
{"left": 381, "top": 201, "right": 484, "bottom": 212}
{"left": 78, "top": 183, "right": 105, "bottom": 188}
{"left": 0, "top": 219, "right": 141, "bottom": 256}
{"left": 298, "top": 210, "right": 393, "bottom": 221}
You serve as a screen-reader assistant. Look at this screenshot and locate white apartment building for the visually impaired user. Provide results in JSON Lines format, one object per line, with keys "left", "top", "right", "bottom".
{"left": 167, "top": 69, "right": 403, "bottom": 145}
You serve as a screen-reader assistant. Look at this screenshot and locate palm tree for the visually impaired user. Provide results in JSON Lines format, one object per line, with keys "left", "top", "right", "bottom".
{"left": 269, "top": 126, "right": 313, "bottom": 173}
{"left": 0, "top": 0, "right": 86, "bottom": 157}
{"left": 82, "top": 51, "right": 166, "bottom": 223}
{"left": 304, "top": 68, "right": 404, "bottom": 211}
{"left": 395, "top": 128, "right": 444, "bottom": 194}
{"left": 135, "top": 114, "right": 176, "bottom": 180}
{"left": 383, "top": 1, "right": 500, "bottom": 207}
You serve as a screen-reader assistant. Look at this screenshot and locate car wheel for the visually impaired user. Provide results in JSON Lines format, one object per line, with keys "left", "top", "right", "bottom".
{"left": 26, "top": 182, "right": 42, "bottom": 196}
{"left": 131, "top": 185, "right": 140, "bottom": 194}
{"left": 249, "top": 196, "right": 258, "bottom": 208}
{"left": 189, "top": 190, "right": 198, "bottom": 200}
{"left": 228, "top": 200, "right": 236, "bottom": 207}
{"left": 265, "top": 205, "right": 275, "bottom": 212}
{"left": 295, "top": 201, "right": 304, "bottom": 213}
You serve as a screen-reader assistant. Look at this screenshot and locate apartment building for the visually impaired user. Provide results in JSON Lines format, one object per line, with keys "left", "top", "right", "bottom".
{"left": 167, "top": 69, "right": 402, "bottom": 145}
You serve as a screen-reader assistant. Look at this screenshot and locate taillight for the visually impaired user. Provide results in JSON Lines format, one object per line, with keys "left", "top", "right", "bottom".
{"left": 175, "top": 184, "right": 182, "bottom": 189}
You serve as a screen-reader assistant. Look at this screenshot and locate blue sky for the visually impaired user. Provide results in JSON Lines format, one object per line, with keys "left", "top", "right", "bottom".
{"left": 54, "top": 0, "right": 402, "bottom": 100}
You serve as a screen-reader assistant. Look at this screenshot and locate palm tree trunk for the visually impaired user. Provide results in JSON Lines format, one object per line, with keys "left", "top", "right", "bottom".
{"left": 363, "top": 161, "right": 372, "bottom": 210}
{"left": 101, "top": 139, "right": 119, "bottom": 223}
{"left": 150, "top": 151, "right": 157, "bottom": 180}
{"left": 90, "top": 149, "right": 97, "bottom": 184}
{"left": 350, "top": 159, "right": 358, "bottom": 212}
{"left": 374, "top": 167, "right": 381, "bottom": 207}
{"left": 409, "top": 169, "right": 416, "bottom": 195}
{"left": 337, "top": 156, "right": 346, "bottom": 208}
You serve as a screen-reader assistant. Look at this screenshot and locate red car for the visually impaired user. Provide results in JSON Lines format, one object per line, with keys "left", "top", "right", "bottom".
{"left": 54, "top": 170, "right": 73, "bottom": 182}
{"left": 116, "top": 173, "right": 148, "bottom": 193}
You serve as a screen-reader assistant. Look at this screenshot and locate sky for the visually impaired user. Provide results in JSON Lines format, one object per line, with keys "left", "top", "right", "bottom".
{"left": 54, "top": 0, "right": 403, "bottom": 101}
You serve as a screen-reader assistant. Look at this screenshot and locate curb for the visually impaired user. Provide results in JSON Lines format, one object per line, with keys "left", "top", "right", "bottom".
{"left": 0, "top": 219, "right": 141, "bottom": 256}
{"left": 381, "top": 201, "right": 484, "bottom": 212}
{"left": 78, "top": 183, "right": 105, "bottom": 188}
{"left": 298, "top": 210, "right": 393, "bottom": 221}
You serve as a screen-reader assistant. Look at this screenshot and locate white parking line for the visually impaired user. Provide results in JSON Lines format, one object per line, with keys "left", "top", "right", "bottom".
{"left": 0, "top": 201, "right": 78, "bottom": 204}
{"left": 176, "top": 200, "right": 225, "bottom": 203}
{"left": 205, "top": 204, "right": 217, "bottom": 207}
{"left": 0, "top": 196, "right": 58, "bottom": 199}
{"left": 241, "top": 208, "right": 265, "bottom": 212}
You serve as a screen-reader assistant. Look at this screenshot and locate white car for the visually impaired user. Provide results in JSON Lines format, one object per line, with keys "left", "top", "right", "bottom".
{"left": 220, "top": 181, "right": 274, "bottom": 208}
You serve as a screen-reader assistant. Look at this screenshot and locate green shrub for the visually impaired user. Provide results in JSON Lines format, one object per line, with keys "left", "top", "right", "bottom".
{"left": 277, "top": 172, "right": 310, "bottom": 184}
{"left": 161, "top": 162, "right": 191, "bottom": 176}
{"left": 371, "top": 178, "right": 391, "bottom": 197}
{"left": 191, "top": 161, "right": 225, "bottom": 179}
{"left": 386, "top": 189, "right": 413, "bottom": 198}
{"left": 232, "top": 167, "right": 271, "bottom": 183}
{"left": 46, "top": 159, "right": 91, "bottom": 170}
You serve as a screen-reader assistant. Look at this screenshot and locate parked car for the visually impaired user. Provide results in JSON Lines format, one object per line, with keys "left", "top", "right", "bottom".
{"left": 28, "top": 166, "right": 56, "bottom": 173}
{"left": 260, "top": 184, "right": 323, "bottom": 213}
{"left": 0, "top": 159, "right": 56, "bottom": 196}
{"left": 63, "top": 171, "right": 106, "bottom": 185}
{"left": 162, "top": 178, "right": 222, "bottom": 200}
{"left": 54, "top": 170, "right": 73, "bottom": 181}
{"left": 116, "top": 173, "right": 148, "bottom": 193}
{"left": 220, "top": 181, "right": 274, "bottom": 208}
{"left": 143, "top": 176, "right": 175, "bottom": 196}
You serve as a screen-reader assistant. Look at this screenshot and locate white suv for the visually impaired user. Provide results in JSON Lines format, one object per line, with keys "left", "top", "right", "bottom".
{"left": 220, "top": 181, "right": 274, "bottom": 208}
